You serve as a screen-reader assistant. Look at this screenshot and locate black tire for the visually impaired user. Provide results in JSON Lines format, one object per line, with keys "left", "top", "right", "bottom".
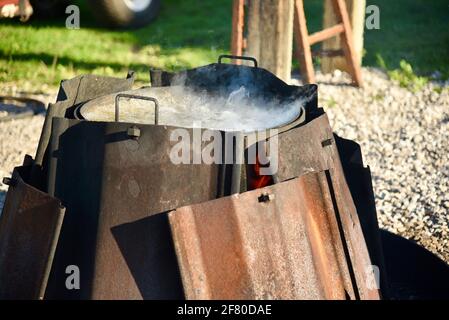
{"left": 30, "top": 0, "right": 68, "bottom": 18}
{"left": 88, "top": 0, "right": 161, "bottom": 29}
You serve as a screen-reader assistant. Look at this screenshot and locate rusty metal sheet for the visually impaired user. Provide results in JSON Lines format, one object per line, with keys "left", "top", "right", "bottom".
{"left": 277, "top": 112, "right": 335, "bottom": 181}
{"left": 169, "top": 171, "right": 379, "bottom": 300}
{"left": 276, "top": 113, "right": 381, "bottom": 299}
{"left": 335, "top": 135, "right": 388, "bottom": 296}
{"left": 326, "top": 161, "right": 381, "bottom": 300}
{"left": 44, "top": 118, "right": 220, "bottom": 300}
{"left": 0, "top": 166, "right": 65, "bottom": 300}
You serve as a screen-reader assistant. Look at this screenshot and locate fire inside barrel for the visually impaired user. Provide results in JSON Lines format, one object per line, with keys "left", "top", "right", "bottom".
{"left": 248, "top": 157, "right": 274, "bottom": 190}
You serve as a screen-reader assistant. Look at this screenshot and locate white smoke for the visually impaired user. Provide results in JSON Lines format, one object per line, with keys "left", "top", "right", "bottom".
{"left": 81, "top": 82, "right": 305, "bottom": 132}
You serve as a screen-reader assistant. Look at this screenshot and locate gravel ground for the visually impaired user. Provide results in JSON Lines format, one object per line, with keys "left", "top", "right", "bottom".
{"left": 0, "top": 68, "right": 448, "bottom": 264}
{"left": 311, "top": 68, "right": 449, "bottom": 263}
{"left": 0, "top": 115, "right": 45, "bottom": 208}
{"left": 0, "top": 86, "right": 52, "bottom": 215}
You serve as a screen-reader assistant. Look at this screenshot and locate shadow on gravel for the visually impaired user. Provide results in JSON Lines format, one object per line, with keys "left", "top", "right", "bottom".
{"left": 381, "top": 229, "right": 449, "bottom": 299}
{"left": 0, "top": 96, "right": 46, "bottom": 121}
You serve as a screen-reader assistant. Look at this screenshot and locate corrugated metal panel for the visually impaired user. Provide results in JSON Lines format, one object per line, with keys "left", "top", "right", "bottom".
{"left": 169, "top": 171, "right": 379, "bottom": 300}
{"left": 277, "top": 113, "right": 381, "bottom": 299}
{"left": 0, "top": 166, "right": 65, "bottom": 300}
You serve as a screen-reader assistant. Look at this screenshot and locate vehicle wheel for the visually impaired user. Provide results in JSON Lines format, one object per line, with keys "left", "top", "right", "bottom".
{"left": 88, "top": 0, "right": 161, "bottom": 28}
{"left": 29, "top": 0, "right": 68, "bottom": 18}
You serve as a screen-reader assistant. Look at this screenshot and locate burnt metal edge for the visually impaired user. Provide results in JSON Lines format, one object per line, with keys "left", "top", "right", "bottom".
{"left": 334, "top": 134, "right": 389, "bottom": 298}
{"left": 0, "top": 164, "right": 65, "bottom": 299}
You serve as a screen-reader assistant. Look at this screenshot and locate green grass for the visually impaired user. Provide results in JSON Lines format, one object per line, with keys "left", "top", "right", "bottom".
{"left": 0, "top": 0, "right": 448, "bottom": 90}
{"left": 0, "top": 0, "right": 232, "bottom": 88}
{"left": 364, "top": 0, "right": 449, "bottom": 79}
{"left": 377, "top": 56, "right": 429, "bottom": 91}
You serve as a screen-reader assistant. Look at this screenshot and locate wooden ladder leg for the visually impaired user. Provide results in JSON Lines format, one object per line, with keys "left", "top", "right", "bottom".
{"left": 332, "top": 0, "right": 363, "bottom": 87}
{"left": 293, "top": 0, "right": 315, "bottom": 84}
{"left": 231, "top": 0, "right": 245, "bottom": 62}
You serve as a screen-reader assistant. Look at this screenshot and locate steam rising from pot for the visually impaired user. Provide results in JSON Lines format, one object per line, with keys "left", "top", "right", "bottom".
{"left": 80, "top": 77, "right": 306, "bottom": 132}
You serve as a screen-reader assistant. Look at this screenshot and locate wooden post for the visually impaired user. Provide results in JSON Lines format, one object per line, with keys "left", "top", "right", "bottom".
{"left": 230, "top": 0, "right": 245, "bottom": 60}
{"left": 245, "top": 0, "right": 294, "bottom": 82}
{"left": 293, "top": 0, "right": 315, "bottom": 83}
{"left": 330, "top": 0, "right": 363, "bottom": 86}
{"left": 321, "top": 0, "right": 365, "bottom": 74}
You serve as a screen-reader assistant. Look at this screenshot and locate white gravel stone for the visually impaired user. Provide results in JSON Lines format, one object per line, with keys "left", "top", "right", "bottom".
{"left": 0, "top": 115, "right": 45, "bottom": 210}
{"left": 293, "top": 67, "right": 449, "bottom": 263}
{"left": 0, "top": 85, "right": 53, "bottom": 213}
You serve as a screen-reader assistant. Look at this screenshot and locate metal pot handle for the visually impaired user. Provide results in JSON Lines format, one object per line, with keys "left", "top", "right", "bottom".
{"left": 115, "top": 93, "right": 159, "bottom": 125}
{"left": 218, "top": 55, "right": 258, "bottom": 68}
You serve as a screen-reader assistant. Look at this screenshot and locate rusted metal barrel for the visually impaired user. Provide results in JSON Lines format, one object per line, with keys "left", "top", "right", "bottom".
{"left": 0, "top": 56, "right": 385, "bottom": 300}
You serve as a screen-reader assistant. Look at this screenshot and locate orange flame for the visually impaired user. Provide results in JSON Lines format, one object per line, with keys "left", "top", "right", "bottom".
{"left": 249, "top": 156, "right": 273, "bottom": 190}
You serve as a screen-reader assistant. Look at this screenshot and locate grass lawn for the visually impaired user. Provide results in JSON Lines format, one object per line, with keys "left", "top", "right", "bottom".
{"left": 0, "top": 0, "right": 448, "bottom": 90}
